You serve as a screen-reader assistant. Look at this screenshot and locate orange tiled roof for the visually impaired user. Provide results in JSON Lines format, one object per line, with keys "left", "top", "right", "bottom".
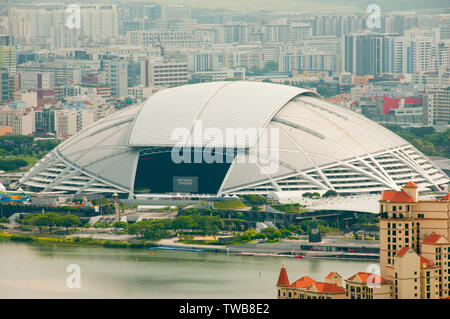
{"left": 277, "top": 266, "right": 290, "bottom": 287}
{"left": 325, "top": 272, "right": 337, "bottom": 279}
{"left": 347, "top": 272, "right": 390, "bottom": 284}
{"left": 289, "top": 276, "right": 316, "bottom": 289}
{"left": 420, "top": 256, "right": 435, "bottom": 268}
{"left": 403, "top": 181, "right": 418, "bottom": 188}
{"left": 395, "top": 247, "right": 411, "bottom": 257}
{"left": 309, "top": 282, "right": 345, "bottom": 294}
{"left": 423, "top": 232, "right": 443, "bottom": 244}
{"left": 381, "top": 191, "right": 414, "bottom": 203}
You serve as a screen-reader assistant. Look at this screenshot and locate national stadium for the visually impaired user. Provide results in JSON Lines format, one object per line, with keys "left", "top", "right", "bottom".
{"left": 18, "top": 81, "right": 449, "bottom": 198}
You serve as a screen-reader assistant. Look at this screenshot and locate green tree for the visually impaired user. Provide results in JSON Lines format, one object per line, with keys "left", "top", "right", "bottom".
{"left": 263, "top": 61, "right": 278, "bottom": 72}
{"left": 32, "top": 212, "right": 61, "bottom": 233}
{"left": 173, "top": 215, "right": 195, "bottom": 230}
{"left": 322, "top": 190, "right": 338, "bottom": 198}
{"left": 261, "top": 227, "right": 282, "bottom": 240}
{"left": 193, "top": 215, "right": 223, "bottom": 236}
{"left": 316, "top": 84, "right": 335, "bottom": 98}
{"left": 112, "top": 221, "right": 128, "bottom": 229}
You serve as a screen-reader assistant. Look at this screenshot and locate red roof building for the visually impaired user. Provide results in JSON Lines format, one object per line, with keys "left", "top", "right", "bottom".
{"left": 380, "top": 190, "right": 414, "bottom": 203}
{"left": 403, "top": 181, "right": 418, "bottom": 188}
{"left": 289, "top": 276, "right": 316, "bottom": 289}
{"left": 276, "top": 265, "right": 290, "bottom": 287}
{"left": 346, "top": 272, "right": 390, "bottom": 284}
{"left": 423, "top": 232, "right": 443, "bottom": 244}
{"left": 308, "top": 282, "right": 345, "bottom": 294}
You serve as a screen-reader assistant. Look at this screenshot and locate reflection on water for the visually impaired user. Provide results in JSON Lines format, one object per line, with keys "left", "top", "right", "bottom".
{"left": 0, "top": 241, "right": 374, "bottom": 299}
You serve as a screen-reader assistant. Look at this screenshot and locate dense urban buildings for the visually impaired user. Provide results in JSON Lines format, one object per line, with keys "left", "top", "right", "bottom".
{"left": 0, "top": 3, "right": 447, "bottom": 193}
{"left": 0, "top": 3, "right": 447, "bottom": 139}
{"left": 0, "top": 1, "right": 448, "bottom": 304}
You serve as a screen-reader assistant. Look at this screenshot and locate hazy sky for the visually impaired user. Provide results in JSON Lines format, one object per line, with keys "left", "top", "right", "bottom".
{"left": 7, "top": 0, "right": 450, "bottom": 14}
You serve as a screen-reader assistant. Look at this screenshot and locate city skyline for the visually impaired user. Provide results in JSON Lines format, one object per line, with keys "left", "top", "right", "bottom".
{"left": 0, "top": 0, "right": 449, "bottom": 304}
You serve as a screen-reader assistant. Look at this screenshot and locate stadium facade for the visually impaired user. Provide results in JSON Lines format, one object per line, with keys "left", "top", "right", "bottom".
{"left": 19, "top": 81, "right": 449, "bottom": 198}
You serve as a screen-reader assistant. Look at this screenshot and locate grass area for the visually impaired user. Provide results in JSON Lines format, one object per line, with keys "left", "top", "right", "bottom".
{"left": 177, "top": 237, "right": 255, "bottom": 246}
{"left": 0, "top": 232, "right": 156, "bottom": 249}
{"left": 213, "top": 199, "right": 246, "bottom": 210}
{"left": 272, "top": 203, "right": 308, "bottom": 213}
{"left": 0, "top": 156, "right": 39, "bottom": 172}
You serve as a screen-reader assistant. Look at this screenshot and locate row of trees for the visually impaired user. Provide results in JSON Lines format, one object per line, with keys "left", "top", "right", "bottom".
{"left": 0, "top": 135, "right": 59, "bottom": 158}
{"left": 384, "top": 125, "right": 450, "bottom": 158}
{"left": 0, "top": 158, "right": 28, "bottom": 171}
{"left": 247, "top": 61, "right": 279, "bottom": 74}
{"left": 127, "top": 214, "right": 225, "bottom": 240}
{"left": 20, "top": 212, "right": 81, "bottom": 234}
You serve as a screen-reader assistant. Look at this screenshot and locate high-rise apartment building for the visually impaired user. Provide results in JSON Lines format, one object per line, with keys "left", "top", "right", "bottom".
{"left": 11, "top": 110, "right": 35, "bottom": 135}
{"left": 102, "top": 59, "right": 128, "bottom": 97}
{"left": 18, "top": 71, "right": 55, "bottom": 90}
{"left": 80, "top": 5, "right": 119, "bottom": 40}
{"left": 53, "top": 109, "right": 78, "bottom": 137}
{"left": 0, "top": 46, "right": 16, "bottom": 73}
{"left": 223, "top": 23, "right": 250, "bottom": 44}
{"left": 344, "top": 34, "right": 387, "bottom": 76}
{"left": 421, "top": 86, "right": 450, "bottom": 126}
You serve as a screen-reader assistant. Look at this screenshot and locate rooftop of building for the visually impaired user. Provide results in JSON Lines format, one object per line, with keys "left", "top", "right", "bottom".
{"left": 308, "top": 282, "right": 345, "bottom": 294}
{"left": 380, "top": 190, "right": 415, "bottom": 203}
{"left": 423, "top": 232, "right": 449, "bottom": 245}
{"left": 289, "top": 276, "right": 316, "bottom": 289}
{"left": 346, "top": 272, "right": 390, "bottom": 284}
{"left": 276, "top": 265, "right": 290, "bottom": 287}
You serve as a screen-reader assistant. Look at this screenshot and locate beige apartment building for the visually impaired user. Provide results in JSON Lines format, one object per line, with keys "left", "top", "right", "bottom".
{"left": 379, "top": 181, "right": 450, "bottom": 298}
{"left": 385, "top": 246, "right": 439, "bottom": 299}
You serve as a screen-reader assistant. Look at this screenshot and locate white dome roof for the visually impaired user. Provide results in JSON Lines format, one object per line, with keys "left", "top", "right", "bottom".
{"left": 19, "top": 81, "right": 449, "bottom": 196}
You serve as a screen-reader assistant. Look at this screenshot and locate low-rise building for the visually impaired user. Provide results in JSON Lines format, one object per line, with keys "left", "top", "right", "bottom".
{"left": 276, "top": 267, "right": 345, "bottom": 299}
{"left": 345, "top": 272, "right": 393, "bottom": 299}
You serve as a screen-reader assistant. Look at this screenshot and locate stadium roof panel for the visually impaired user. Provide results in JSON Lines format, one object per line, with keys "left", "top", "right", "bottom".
{"left": 128, "top": 81, "right": 316, "bottom": 147}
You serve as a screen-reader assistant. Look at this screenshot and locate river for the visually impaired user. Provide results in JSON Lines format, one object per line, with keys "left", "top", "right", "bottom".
{"left": 0, "top": 241, "right": 375, "bottom": 298}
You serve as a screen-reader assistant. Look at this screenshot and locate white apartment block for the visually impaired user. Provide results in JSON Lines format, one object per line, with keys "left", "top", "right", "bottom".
{"left": 128, "top": 86, "right": 154, "bottom": 102}
{"left": 102, "top": 59, "right": 128, "bottom": 98}
{"left": 76, "top": 109, "right": 95, "bottom": 132}
{"left": 128, "top": 31, "right": 194, "bottom": 47}
{"left": 147, "top": 62, "right": 188, "bottom": 87}
{"left": 421, "top": 86, "right": 450, "bottom": 126}
{"left": 280, "top": 51, "right": 337, "bottom": 73}
{"left": 12, "top": 110, "right": 35, "bottom": 135}
{"left": 223, "top": 23, "right": 250, "bottom": 44}
{"left": 161, "top": 5, "right": 191, "bottom": 20}
{"left": 19, "top": 71, "right": 55, "bottom": 90}
{"left": 80, "top": 5, "right": 118, "bottom": 40}
{"left": 53, "top": 109, "right": 78, "bottom": 137}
